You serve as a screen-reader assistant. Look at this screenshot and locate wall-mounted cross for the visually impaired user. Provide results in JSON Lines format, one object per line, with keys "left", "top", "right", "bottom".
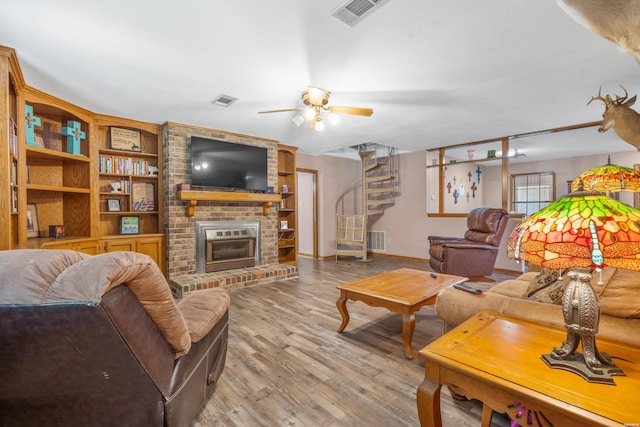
{"left": 453, "top": 189, "right": 459, "bottom": 204}
{"left": 61, "top": 120, "right": 86, "bottom": 155}
{"left": 466, "top": 192, "right": 470, "bottom": 203}
{"left": 24, "top": 105, "right": 41, "bottom": 146}
{"left": 447, "top": 182, "right": 452, "bottom": 193}
{"left": 468, "top": 171, "right": 472, "bottom": 182}
{"left": 471, "top": 182, "right": 478, "bottom": 198}
{"left": 476, "top": 166, "right": 482, "bottom": 183}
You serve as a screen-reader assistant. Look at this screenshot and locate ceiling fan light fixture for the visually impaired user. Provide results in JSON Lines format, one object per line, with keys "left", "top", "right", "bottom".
{"left": 292, "top": 115, "right": 305, "bottom": 127}
{"left": 304, "top": 107, "right": 316, "bottom": 121}
{"left": 306, "top": 86, "right": 328, "bottom": 105}
{"left": 259, "top": 86, "right": 372, "bottom": 132}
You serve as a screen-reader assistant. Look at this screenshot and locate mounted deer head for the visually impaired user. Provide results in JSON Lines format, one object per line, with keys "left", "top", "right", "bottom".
{"left": 588, "top": 86, "right": 640, "bottom": 151}
{"left": 556, "top": 0, "right": 640, "bottom": 62}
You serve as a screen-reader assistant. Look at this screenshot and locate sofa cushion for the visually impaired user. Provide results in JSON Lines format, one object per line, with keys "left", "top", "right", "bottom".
{"left": 598, "top": 269, "right": 640, "bottom": 318}
{"left": 489, "top": 279, "right": 530, "bottom": 298}
{"left": 0, "top": 249, "right": 89, "bottom": 304}
{"left": 525, "top": 269, "right": 569, "bottom": 304}
{"left": 178, "top": 288, "right": 230, "bottom": 343}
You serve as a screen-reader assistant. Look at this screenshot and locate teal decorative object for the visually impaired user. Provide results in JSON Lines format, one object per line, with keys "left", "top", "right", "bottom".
{"left": 61, "top": 120, "right": 86, "bottom": 155}
{"left": 24, "top": 105, "right": 41, "bottom": 146}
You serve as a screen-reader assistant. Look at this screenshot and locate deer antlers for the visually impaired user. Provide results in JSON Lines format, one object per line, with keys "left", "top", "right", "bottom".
{"left": 588, "top": 85, "right": 630, "bottom": 106}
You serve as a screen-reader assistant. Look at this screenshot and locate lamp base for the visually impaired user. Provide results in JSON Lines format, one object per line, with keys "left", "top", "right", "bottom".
{"left": 541, "top": 352, "right": 624, "bottom": 385}
{"left": 545, "top": 270, "right": 626, "bottom": 385}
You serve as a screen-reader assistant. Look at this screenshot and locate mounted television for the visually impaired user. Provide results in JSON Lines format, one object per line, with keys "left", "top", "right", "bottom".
{"left": 190, "top": 137, "right": 268, "bottom": 192}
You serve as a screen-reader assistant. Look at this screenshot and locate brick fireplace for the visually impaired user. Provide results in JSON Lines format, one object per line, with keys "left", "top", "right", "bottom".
{"left": 162, "top": 122, "right": 298, "bottom": 298}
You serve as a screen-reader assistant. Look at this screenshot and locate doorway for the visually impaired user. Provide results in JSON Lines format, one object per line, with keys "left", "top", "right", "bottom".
{"left": 296, "top": 169, "right": 318, "bottom": 258}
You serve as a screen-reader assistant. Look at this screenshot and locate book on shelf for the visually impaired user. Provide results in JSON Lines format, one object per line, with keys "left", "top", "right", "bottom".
{"left": 8, "top": 117, "right": 17, "bottom": 158}
{"left": 10, "top": 183, "right": 17, "bottom": 212}
{"left": 99, "top": 155, "right": 154, "bottom": 176}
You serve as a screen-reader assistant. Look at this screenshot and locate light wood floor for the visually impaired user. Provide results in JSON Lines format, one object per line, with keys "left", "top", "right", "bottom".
{"left": 192, "top": 256, "right": 516, "bottom": 427}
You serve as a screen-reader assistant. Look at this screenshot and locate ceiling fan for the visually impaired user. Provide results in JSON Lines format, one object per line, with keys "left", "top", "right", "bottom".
{"left": 258, "top": 86, "right": 373, "bottom": 131}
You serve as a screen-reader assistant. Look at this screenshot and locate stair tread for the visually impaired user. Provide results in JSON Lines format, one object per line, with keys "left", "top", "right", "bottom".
{"left": 365, "top": 175, "right": 393, "bottom": 183}
{"left": 366, "top": 188, "right": 395, "bottom": 194}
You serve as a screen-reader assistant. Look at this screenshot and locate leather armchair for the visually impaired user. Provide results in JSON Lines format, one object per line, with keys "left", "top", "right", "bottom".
{"left": 428, "top": 207, "right": 509, "bottom": 280}
{"left": 0, "top": 249, "right": 230, "bottom": 427}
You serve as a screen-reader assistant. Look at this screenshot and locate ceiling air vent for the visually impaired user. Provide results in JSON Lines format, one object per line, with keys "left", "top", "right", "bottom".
{"left": 211, "top": 94, "right": 238, "bottom": 107}
{"left": 331, "top": 0, "right": 390, "bottom": 27}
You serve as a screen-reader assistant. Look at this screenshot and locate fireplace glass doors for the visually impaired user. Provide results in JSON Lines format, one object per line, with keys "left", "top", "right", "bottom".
{"left": 195, "top": 221, "right": 261, "bottom": 273}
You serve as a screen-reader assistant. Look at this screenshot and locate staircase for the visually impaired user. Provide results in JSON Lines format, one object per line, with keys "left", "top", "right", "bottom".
{"left": 336, "top": 143, "right": 398, "bottom": 261}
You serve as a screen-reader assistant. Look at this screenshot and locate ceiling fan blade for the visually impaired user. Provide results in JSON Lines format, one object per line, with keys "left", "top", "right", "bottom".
{"left": 258, "top": 108, "right": 305, "bottom": 114}
{"left": 327, "top": 106, "right": 374, "bottom": 116}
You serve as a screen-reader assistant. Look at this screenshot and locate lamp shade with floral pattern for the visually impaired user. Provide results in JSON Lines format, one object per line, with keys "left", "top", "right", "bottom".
{"left": 508, "top": 190, "right": 640, "bottom": 272}
{"left": 571, "top": 162, "right": 640, "bottom": 193}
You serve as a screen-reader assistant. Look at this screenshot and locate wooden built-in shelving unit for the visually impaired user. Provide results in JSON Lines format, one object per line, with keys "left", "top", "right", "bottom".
{"left": 0, "top": 45, "right": 165, "bottom": 272}
{"left": 277, "top": 144, "right": 297, "bottom": 265}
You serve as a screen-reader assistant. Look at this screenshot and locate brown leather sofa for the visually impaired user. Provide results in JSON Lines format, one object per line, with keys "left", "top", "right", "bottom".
{"left": 0, "top": 249, "right": 230, "bottom": 427}
{"left": 428, "top": 207, "right": 509, "bottom": 280}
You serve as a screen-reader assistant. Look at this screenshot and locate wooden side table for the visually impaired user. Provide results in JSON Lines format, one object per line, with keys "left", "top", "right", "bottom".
{"left": 416, "top": 311, "right": 640, "bottom": 427}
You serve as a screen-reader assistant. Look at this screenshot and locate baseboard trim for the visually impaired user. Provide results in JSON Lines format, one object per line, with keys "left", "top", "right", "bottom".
{"left": 325, "top": 252, "right": 428, "bottom": 263}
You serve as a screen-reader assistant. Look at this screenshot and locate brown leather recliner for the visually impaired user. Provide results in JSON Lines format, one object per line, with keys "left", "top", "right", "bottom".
{"left": 0, "top": 249, "right": 230, "bottom": 427}
{"left": 428, "top": 207, "right": 509, "bottom": 280}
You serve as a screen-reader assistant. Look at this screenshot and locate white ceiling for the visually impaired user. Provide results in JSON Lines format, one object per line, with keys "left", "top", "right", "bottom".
{"left": 1, "top": 0, "right": 639, "bottom": 159}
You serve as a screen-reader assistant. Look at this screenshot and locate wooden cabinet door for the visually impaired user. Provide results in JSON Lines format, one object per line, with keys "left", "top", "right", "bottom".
{"left": 41, "top": 238, "right": 101, "bottom": 255}
{"left": 75, "top": 240, "right": 101, "bottom": 255}
{"left": 136, "top": 236, "right": 165, "bottom": 273}
{"left": 103, "top": 235, "right": 165, "bottom": 274}
{"left": 104, "top": 239, "right": 136, "bottom": 253}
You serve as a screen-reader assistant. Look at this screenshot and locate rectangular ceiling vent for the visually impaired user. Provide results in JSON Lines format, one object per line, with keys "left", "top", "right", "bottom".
{"left": 331, "top": 0, "right": 390, "bottom": 26}
{"left": 211, "top": 94, "right": 238, "bottom": 107}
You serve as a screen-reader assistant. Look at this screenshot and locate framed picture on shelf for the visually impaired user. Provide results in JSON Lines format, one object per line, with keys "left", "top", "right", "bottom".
{"left": 26, "top": 204, "right": 39, "bottom": 238}
{"left": 107, "top": 199, "right": 121, "bottom": 212}
{"left": 110, "top": 127, "right": 142, "bottom": 152}
{"left": 131, "top": 182, "right": 155, "bottom": 211}
{"left": 120, "top": 216, "right": 140, "bottom": 235}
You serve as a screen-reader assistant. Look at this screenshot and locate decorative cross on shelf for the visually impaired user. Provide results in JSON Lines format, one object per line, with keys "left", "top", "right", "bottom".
{"left": 61, "top": 120, "right": 86, "bottom": 155}
{"left": 24, "top": 105, "right": 41, "bottom": 146}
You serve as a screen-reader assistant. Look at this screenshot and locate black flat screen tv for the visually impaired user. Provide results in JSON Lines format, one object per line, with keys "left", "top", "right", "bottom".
{"left": 190, "top": 137, "right": 268, "bottom": 192}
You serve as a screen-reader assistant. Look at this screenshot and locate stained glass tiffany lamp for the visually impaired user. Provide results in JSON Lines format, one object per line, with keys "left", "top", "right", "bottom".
{"left": 508, "top": 188, "right": 640, "bottom": 384}
{"left": 571, "top": 157, "right": 640, "bottom": 193}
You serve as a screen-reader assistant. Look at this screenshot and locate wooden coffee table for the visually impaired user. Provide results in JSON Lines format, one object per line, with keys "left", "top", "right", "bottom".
{"left": 417, "top": 311, "right": 640, "bottom": 427}
{"left": 336, "top": 268, "right": 467, "bottom": 359}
